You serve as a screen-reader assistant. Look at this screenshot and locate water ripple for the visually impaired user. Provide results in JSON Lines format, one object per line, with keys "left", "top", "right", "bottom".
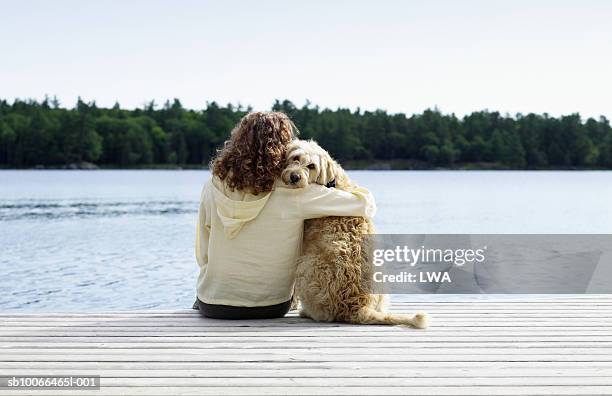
{"left": 0, "top": 200, "right": 198, "bottom": 221}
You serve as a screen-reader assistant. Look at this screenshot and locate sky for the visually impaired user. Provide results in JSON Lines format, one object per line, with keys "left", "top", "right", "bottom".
{"left": 1, "top": 0, "right": 611, "bottom": 118}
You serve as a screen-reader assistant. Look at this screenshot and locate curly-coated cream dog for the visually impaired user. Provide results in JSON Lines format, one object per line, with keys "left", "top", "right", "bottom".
{"left": 282, "top": 140, "right": 428, "bottom": 328}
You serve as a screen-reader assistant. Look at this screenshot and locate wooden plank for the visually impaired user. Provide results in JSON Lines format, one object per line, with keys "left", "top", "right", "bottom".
{"left": 3, "top": 347, "right": 611, "bottom": 356}
{"left": 3, "top": 341, "right": 612, "bottom": 349}
{"left": 3, "top": 361, "right": 612, "bottom": 370}
{"left": 1, "top": 330, "right": 610, "bottom": 337}
{"left": 1, "top": 309, "right": 611, "bottom": 319}
{"left": 1, "top": 324, "right": 610, "bottom": 331}
{"left": 1, "top": 320, "right": 611, "bottom": 329}
{"left": 1, "top": 302, "right": 612, "bottom": 316}
{"left": 2, "top": 302, "right": 612, "bottom": 315}
{"left": 2, "top": 316, "right": 611, "bottom": 326}
{"left": 56, "top": 377, "right": 612, "bottom": 385}
{"left": 1, "top": 353, "right": 610, "bottom": 362}
{"left": 5, "top": 309, "right": 612, "bottom": 318}
{"left": 2, "top": 308, "right": 611, "bottom": 318}
{"left": 3, "top": 302, "right": 612, "bottom": 313}
{"left": 1, "top": 385, "right": 612, "bottom": 395}
{"left": 0, "top": 367, "right": 610, "bottom": 377}
{"left": 3, "top": 308, "right": 612, "bottom": 318}
{"left": 3, "top": 310, "right": 612, "bottom": 322}
{"left": 3, "top": 377, "right": 611, "bottom": 387}
{"left": 3, "top": 335, "right": 612, "bottom": 343}
{"left": 0, "top": 322, "right": 610, "bottom": 329}
{"left": 2, "top": 320, "right": 610, "bottom": 329}
{"left": 4, "top": 316, "right": 606, "bottom": 324}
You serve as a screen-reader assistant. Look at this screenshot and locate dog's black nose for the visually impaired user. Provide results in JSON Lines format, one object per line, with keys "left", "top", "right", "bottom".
{"left": 290, "top": 173, "right": 301, "bottom": 184}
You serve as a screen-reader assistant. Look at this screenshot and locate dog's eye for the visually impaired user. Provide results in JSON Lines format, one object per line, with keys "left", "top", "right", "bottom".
{"left": 293, "top": 156, "right": 300, "bottom": 162}
{"left": 307, "top": 164, "right": 316, "bottom": 170}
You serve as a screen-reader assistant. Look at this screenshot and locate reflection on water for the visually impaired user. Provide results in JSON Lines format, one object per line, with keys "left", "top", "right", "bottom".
{"left": 1, "top": 170, "right": 611, "bottom": 311}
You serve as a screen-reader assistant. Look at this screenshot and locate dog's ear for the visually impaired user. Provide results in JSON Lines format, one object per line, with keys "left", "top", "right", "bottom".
{"left": 327, "top": 159, "right": 339, "bottom": 185}
{"left": 317, "top": 155, "right": 337, "bottom": 186}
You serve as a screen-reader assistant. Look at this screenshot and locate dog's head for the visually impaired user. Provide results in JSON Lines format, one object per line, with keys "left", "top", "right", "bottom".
{"left": 281, "top": 140, "right": 338, "bottom": 189}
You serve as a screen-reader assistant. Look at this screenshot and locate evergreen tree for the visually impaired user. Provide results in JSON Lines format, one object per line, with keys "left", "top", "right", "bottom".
{"left": 0, "top": 97, "right": 611, "bottom": 169}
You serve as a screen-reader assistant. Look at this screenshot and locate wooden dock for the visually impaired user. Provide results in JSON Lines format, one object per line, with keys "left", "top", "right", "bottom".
{"left": 1, "top": 296, "right": 611, "bottom": 395}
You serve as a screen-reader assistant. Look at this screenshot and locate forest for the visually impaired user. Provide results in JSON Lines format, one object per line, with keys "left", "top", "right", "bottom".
{"left": 1, "top": 97, "right": 611, "bottom": 169}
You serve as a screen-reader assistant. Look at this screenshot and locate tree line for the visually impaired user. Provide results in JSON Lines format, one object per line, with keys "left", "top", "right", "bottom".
{"left": 1, "top": 97, "right": 611, "bottom": 169}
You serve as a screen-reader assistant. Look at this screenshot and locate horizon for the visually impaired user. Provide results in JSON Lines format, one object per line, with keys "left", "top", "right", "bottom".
{"left": 1, "top": 0, "right": 612, "bottom": 118}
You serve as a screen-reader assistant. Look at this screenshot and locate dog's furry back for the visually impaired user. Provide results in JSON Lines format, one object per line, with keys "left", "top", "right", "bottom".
{"left": 297, "top": 215, "right": 427, "bottom": 327}
{"left": 297, "top": 216, "right": 379, "bottom": 321}
{"left": 295, "top": 172, "right": 427, "bottom": 328}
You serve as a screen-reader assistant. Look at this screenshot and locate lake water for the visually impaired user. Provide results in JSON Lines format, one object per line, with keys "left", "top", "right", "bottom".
{"left": 1, "top": 170, "right": 611, "bottom": 311}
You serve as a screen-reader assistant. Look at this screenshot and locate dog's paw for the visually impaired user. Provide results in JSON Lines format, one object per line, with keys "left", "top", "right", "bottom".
{"left": 412, "top": 312, "right": 429, "bottom": 329}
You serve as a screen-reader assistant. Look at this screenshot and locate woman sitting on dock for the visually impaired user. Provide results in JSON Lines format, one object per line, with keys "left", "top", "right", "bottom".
{"left": 194, "top": 111, "right": 376, "bottom": 319}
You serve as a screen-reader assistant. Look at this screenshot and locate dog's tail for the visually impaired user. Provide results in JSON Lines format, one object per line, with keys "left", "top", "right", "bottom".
{"left": 352, "top": 307, "right": 429, "bottom": 329}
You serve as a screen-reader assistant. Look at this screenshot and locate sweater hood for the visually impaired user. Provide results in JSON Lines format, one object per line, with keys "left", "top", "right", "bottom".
{"left": 210, "top": 178, "right": 272, "bottom": 239}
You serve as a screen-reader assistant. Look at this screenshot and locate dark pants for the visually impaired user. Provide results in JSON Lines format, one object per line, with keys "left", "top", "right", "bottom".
{"left": 193, "top": 298, "right": 292, "bottom": 320}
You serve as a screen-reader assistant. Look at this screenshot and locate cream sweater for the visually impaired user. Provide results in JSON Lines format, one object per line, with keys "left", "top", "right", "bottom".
{"left": 195, "top": 176, "right": 376, "bottom": 307}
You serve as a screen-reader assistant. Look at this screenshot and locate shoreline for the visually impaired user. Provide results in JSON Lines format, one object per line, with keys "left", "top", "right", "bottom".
{"left": 1, "top": 161, "right": 611, "bottom": 171}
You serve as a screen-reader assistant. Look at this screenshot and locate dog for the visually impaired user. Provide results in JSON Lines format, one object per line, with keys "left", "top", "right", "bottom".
{"left": 282, "top": 139, "right": 428, "bottom": 328}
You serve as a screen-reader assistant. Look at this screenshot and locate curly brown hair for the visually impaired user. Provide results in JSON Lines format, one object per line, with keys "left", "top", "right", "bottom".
{"left": 211, "top": 111, "right": 298, "bottom": 195}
